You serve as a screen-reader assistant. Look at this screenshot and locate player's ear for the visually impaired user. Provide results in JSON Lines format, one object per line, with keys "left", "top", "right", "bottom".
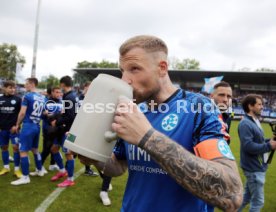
{"left": 158, "top": 60, "right": 168, "bottom": 77}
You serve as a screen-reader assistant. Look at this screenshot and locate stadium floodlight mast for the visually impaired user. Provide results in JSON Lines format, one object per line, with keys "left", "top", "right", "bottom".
{"left": 31, "top": 0, "right": 42, "bottom": 78}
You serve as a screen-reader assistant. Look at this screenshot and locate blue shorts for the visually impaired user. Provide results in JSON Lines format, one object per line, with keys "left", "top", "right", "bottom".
{"left": 19, "top": 123, "right": 40, "bottom": 152}
{"left": 0, "top": 130, "right": 19, "bottom": 146}
{"left": 53, "top": 134, "right": 69, "bottom": 154}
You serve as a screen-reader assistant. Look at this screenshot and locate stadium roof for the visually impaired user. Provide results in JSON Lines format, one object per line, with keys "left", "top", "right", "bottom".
{"left": 74, "top": 68, "right": 276, "bottom": 91}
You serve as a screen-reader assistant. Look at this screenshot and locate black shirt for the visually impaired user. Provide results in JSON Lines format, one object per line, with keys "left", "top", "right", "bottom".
{"left": 56, "top": 90, "right": 78, "bottom": 132}
{"left": 222, "top": 112, "right": 232, "bottom": 144}
{"left": 0, "top": 94, "right": 21, "bottom": 130}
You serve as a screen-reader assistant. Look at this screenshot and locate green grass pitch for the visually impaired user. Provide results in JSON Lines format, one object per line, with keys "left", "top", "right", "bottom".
{"left": 0, "top": 121, "right": 275, "bottom": 211}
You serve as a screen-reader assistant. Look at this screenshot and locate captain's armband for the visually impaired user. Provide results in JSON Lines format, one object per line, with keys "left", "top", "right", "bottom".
{"left": 194, "top": 139, "right": 235, "bottom": 160}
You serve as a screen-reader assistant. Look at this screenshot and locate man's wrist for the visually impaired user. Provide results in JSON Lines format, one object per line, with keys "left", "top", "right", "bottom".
{"left": 138, "top": 128, "right": 155, "bottom": 149}
{"left": 267, "top": 142, "right": 271, "bottom": 150}
{"left": 269, "top": 140, "right": 276, "bottom": 150}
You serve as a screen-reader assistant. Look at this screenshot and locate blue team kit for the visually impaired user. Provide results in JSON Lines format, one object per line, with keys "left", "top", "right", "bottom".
{"left": 114, "top": 89, "right": 233, "bottom": 212}
{"left": 19, "top": 92, "right": 46, "bottom": 151}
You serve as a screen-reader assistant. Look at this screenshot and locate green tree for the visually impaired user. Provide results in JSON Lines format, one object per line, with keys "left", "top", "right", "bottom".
{"left": 38, "top": 74, "right": 59, "bottom": 89}
{"left": 76, "top": 60, "right": 118, "bottom": 69}
{"left": 0, "top": 43, "right": 26, "bottom": 80}
{"left": 73, "top": 59, "right": 118, "bottom": 85}
{"left": 255, "top": 68, "right": 276, "bottom": 72}
{"left": 170, "top": 57, "right": 200, "bottom": 70}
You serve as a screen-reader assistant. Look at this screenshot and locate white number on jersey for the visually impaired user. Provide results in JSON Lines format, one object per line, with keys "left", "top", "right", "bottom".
{"left": 31, "top": 101, "right": 44, "bottom": 117}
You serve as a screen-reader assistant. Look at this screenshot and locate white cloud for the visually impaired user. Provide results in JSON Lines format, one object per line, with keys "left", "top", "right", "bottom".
{"left": 1, "top": 0, "right": 276, "bottom": 80}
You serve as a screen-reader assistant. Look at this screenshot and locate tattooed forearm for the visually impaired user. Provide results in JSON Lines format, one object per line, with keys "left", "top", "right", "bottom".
{"left": 78, "top": 154, "right": 127, "bottom": 177}
{"left": 143, "top": 130, "right": 243, "bottom": 211}
{"left": 101, "top": 154, "right": 128, "bottom": 177}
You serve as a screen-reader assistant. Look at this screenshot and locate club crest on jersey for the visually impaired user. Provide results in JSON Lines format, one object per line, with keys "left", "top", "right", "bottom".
{"left": 11, "top": 100, "right": 16, "bottom": 105}
{"left": 217, "top": 139, "right": 235, "bottom": 160}
{"left": 161, "top": 113, "right": 178, "bottom": 131}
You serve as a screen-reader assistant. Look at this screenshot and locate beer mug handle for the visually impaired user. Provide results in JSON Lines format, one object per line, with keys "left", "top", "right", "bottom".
{"left": 104, "top": 95, "right": 132, "bottom": 143}
{"left": 104, "top": 131, "right": 118, "bottom": 143}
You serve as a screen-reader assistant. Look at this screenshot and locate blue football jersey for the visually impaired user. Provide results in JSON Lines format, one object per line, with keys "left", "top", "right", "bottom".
{"left": 42, "top": 97, "right": 63, "bottom": 129}
{"left": 115, "top": 90, "right": 227, "bottom": 212}
{"left": 44, "top": 98, "right": 63, "bottom": 115}
{"left": 22, "top": 92, "right": 46, "bottom": 124}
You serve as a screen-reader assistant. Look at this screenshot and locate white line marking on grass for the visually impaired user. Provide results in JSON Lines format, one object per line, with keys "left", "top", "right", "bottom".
{"left": 35, "top": 167, "right": 85, "bottom": 212}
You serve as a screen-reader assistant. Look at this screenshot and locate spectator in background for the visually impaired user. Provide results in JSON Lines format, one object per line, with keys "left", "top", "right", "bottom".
{"left": 210, "top": 81, "right": 232, "bottom": 144}
{"left": 238, "top": 94, "right": 276, "bottom": 212}
{"left": 0, "top": 81, "right": 22, "bottom": 178}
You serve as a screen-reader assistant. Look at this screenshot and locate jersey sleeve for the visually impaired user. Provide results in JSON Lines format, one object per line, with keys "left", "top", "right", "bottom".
{"left": 192, "top": 96, "right": 235, "bottom": 161}
{"left": 113, "top": 139, "right": 126, "bottom": 160}
{"left": 21, "top": 94, "right": 29, "bottom": 107}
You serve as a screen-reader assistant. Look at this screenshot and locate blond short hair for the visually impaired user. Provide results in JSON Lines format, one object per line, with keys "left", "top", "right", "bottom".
{"left": 119, "top": 35, "right": 168, "bottom": 56}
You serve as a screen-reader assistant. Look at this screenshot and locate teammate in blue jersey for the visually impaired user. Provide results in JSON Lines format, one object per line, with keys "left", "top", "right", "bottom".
{"left": 79, "top": 35, "right": 243, "bottom": 211}
{"left": 0, "top": 80, "right": 22, "bottom": 178}
{"left": 50, "top": 76, "right": 78, "bottom": 187}
{"left": 11, "top": 78, "right": 46, "bottom": 185}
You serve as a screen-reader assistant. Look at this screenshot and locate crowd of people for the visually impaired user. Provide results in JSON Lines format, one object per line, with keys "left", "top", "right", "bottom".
{"left": 1, "top": 35, "right": 276, "bottom": 211}
{"left": 233, "top": 91, "right": 276, "bottom": 110}
{"left": 0, "top": 76, "right": 112, "bottom": 206}
{"left": 185, "top": 84, "right": 275, "bottom": 108}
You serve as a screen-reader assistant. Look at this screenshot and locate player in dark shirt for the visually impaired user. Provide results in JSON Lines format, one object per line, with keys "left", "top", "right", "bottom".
{"left": 0, "top": 81, "right": 22, "bottom": 178}
{"left": 50, "top": 76, "right": 78, "bottom": 187}
{"left": 40, "top": 87, "right": 63, "bottom": 171}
